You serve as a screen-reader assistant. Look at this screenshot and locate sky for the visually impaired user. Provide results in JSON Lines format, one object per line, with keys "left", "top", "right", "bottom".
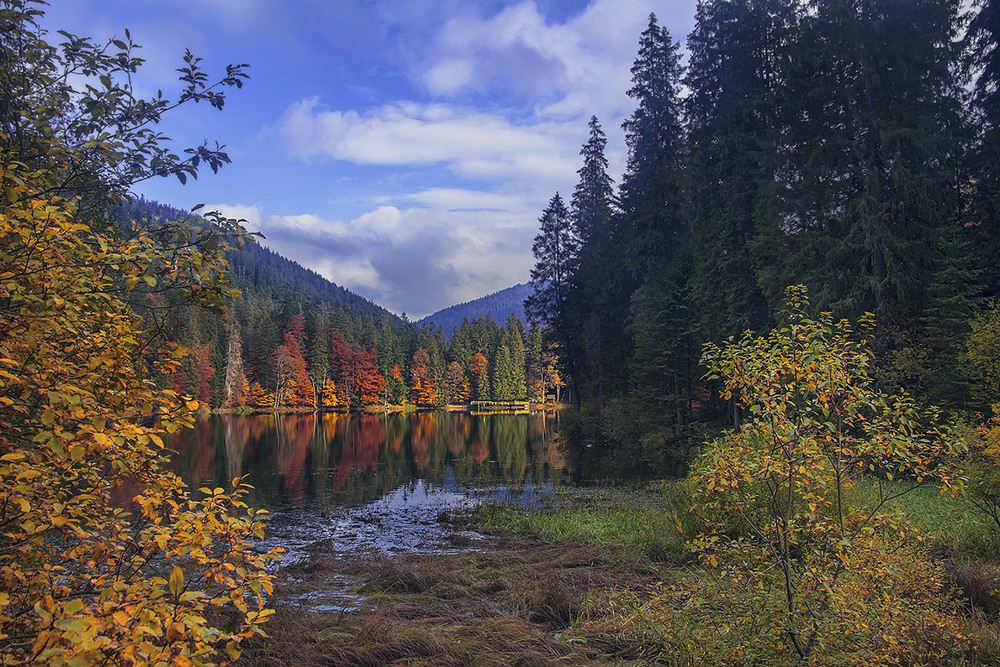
{"left": 44, "top": 0, "right": 698, "bottom": 318}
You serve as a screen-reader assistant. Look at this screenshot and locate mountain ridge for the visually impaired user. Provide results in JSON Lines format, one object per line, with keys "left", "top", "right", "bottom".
{"left": 418, "top": 283, "right": 532, "bottom": 340}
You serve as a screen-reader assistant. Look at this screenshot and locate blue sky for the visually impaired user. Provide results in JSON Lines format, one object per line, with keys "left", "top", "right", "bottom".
{"left": 45, "top": 0, "right": 698, "bottom": 318}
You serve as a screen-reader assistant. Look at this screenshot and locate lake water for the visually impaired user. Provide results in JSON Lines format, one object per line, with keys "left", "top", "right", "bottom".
{"left": 171, "top": 412, "right": 567, "bottom": 561}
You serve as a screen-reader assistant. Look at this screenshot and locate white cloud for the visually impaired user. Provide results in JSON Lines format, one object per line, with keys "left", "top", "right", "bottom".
{"left": 404, "top": 188, "right": 523, "bottom": 211}
{"left": 211, "top": 201, "right": 537, "bottom": 318}
{"left": 277, "top": 98, "right": 582, "bottom": 199}
{"left": 424, "top": 59, "right": 476, "bottom": 95}
{"left": 207, "top": 203, "right": 262, "bottom": 226}
{"left": 418, "top": 0, "right": 694, "bottom": 120}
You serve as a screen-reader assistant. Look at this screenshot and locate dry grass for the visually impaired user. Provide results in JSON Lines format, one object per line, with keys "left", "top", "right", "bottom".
{"left": 235, "top": 538, "right": 663, "bottom": 666}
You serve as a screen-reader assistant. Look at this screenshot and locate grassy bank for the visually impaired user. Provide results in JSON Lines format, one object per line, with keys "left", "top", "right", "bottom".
{"left": 236, "top": 480, "right": 1000, "bottom": 666}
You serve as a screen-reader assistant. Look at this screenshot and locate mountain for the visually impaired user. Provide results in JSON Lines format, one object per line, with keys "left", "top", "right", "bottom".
{"left": 418, "top": 283, "right": 532, "bottom": 340}
{"left": 113, "top": 197, "right": 402, "bottom": 326}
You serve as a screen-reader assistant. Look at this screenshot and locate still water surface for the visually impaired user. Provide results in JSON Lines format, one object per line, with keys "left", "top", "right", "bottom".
{"left": 171, "top": 412, "right": 566, "bottom": 560}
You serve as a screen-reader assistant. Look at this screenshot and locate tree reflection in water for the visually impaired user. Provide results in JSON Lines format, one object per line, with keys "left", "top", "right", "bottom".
{"left": 171, "top": 412, "right": 566, "bottom": 511}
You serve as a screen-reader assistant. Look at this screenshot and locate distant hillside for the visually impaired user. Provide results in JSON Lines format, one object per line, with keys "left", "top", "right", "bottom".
{"left": 113, "top": 197, "right": 402, "bottom": 327}
{"left": 419, "top": 283, "right": 532, "bottom": 340}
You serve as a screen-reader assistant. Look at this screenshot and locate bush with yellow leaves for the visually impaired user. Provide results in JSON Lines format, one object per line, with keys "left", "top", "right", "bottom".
{"left": 0, "top": 164, "right": 280, "bottom": 665}
{"left": 689, "top": 286, "right": 965, "bottom": 662}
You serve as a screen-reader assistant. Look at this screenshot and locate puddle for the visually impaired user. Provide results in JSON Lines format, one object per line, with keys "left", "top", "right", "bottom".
{"left": 286, "top": 588, "right": 370, "bottom": 614}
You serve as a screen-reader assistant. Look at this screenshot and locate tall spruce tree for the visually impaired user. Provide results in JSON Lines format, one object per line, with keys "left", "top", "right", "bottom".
{"left": 685, "top": 0, "right": 795, "bottom": 342}
{"left": 568, "top": 116, "right": 617, "bottom": 406}
{"left": 619, "top": 13, "right": 686, "bottom": 276}
{"left": 526, "top": 192, "right": 580, "bottom": 405}
{"left": 766, "top": 0, "right": 964, "bottom": 325}
{"left": 619, "top": 12, "right": 695, "bottom": 456}
{"left": 965, "top": 0, "right": 1000, "bottom": 300}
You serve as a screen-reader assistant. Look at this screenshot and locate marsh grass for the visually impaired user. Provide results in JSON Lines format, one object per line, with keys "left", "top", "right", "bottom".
{"left": 237, "top": 479, "right": 1000, "bottom": 666}
{"left": 469, "top": 482, "right": 694, "bottom": 564}
{"left": 235, "top": 537, "right": 664, "bottom": 666}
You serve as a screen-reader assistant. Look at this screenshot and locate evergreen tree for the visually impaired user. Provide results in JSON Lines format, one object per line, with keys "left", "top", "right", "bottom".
{"left": 619, "top": 13, "right": 686, "bottom": 276}
{"left": 965, "top": 0, "right": 1000, "bottom": 300}
{"left": 571, "top": 117, "right": 616, "bottom": 247}
{"left": 567, "top": 116, "right": 617, "bottom": 405}
{"left": 620, "top": 11, "right": 695, "bottom": 459}
{"left": 685, "top": 0, "right": 793, "bottom": 341}
{"left": 493, "top": 344, "right": 517, "bottom": 401}
{"left": 525, "top": 321, "right": 546, "bottom": 402}
{"left": 502, "top": 314, "right": 528, "bottom": 400}
{"left": 306, "top": 311, "right": 330, "bottom": 408}
{"left": 526, "top": 192, "right": 579, "bottom": 404}
{"left": 445, "top": 361, "right": 471, "bottom": 404}
{"left": 767, "top": 0, "right": 964, "bottom": 324}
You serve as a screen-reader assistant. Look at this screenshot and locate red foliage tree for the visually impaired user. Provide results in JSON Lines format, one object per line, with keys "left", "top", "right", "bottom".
{"left": 275, "top": 320, "right": 313, "bottom": 407}
{"left": 329, "top": 329, "right": 355, "bottom": 405}
{"left": 354, "top": 347, "right": 386, "bottom": 407}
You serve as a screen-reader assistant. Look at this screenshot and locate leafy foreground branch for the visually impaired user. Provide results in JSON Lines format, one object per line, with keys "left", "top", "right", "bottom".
{"left": 0, "top": 2, "right": 280, "bottom": 663}
{"left": 0, "top": 167, "right": 281, "bottom": 664}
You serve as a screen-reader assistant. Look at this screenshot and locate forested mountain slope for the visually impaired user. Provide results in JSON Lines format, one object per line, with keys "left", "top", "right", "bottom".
{"left": 113, "top": 197, "right": 398, "bottom": 324}
{"left": 418, "top": 283, "right": 531, "bottom": 341}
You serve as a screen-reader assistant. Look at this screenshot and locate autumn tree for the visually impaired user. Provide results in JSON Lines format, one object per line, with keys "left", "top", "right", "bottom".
{"left": 387, "top": 363, "right": 407, "bottom": 405}
{"left": 329, "top": 328, "right": 355, "bottom": 406}
{"left": 692, "top": 286, "right": 965, "bottom": 661}
{"left": 247, "top": 380, "right": 272, "bottom": 410}
{"left": 353, "top": 347, "right": 386, "bottom": 408}
{"left": 0, "top": 4, "right": 277, "bottom": 663}
{"left": 409, "top": 348, "right": 438, "bottom": 407}
{"left": 968, "top": 300, "right": 1000, "bottom": 409}
{"left": 445, "top": 361, "right": 471, "bottom": 405}
{"left": 470, "top": 352, "right": 491, "bottom": 401}
{"left": 273, "top": 316, "right": 313, "bottom": 408}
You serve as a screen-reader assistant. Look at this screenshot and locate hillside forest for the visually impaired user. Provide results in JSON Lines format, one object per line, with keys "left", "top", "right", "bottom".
{"left": 122, "top": 205, "right": 564, "bottom": 412}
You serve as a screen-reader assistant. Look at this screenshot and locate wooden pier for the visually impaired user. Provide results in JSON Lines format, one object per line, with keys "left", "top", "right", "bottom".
{"left": 469, "top": 400, "right": 530, "bottom": 415}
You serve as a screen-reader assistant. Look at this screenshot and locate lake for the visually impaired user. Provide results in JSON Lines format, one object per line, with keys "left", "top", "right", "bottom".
{"left": 170, "top": 411, "right": 567, "bottom": 561}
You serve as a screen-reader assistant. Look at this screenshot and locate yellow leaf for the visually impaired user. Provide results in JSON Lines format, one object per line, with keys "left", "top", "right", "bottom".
{"left": 169, "top": 565, "right": 184, "bottom": 597}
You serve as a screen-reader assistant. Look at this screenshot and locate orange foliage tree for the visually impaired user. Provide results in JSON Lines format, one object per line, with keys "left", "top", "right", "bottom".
{"left": 0, "top": 6, "right": 278, "bottom": 663}
{"left": 274, "top": 316, "right": 313, "bottom": 408}
{"left": 0, "top": 177, "right": 280, "bottom": 664}
{"left": 409, "top": 348, "right": 438, "bottom": 406}
{"left": 321, "top": 378, "right": 340, "bottom": 410}
{"left": 354, "top": 347, "right": 386, "bottom": 408}
{"left": 247, "top": 380, "right": 272, "bottom": 409}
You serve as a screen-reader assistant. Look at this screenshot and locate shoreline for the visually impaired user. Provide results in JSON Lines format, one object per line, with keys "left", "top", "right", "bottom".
{"left": 212, "top": 401, "right": 568, "bottom": 417}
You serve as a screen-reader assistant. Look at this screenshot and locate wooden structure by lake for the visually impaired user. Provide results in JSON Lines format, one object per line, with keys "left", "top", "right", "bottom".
{"left": 470, "top": 400, "right": 530, "bottom": 415}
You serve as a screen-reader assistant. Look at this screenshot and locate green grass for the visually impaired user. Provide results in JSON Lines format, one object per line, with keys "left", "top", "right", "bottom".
{"left": 848, "top": 478, "right": 1000, "bottom": 558}
{"left": 469, "top": 482, "right": 692, "bottom": 563}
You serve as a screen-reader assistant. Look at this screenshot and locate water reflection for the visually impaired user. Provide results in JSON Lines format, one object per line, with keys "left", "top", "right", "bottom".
{"left": 171, "top": 411, "right": 566, "bottom": 512}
